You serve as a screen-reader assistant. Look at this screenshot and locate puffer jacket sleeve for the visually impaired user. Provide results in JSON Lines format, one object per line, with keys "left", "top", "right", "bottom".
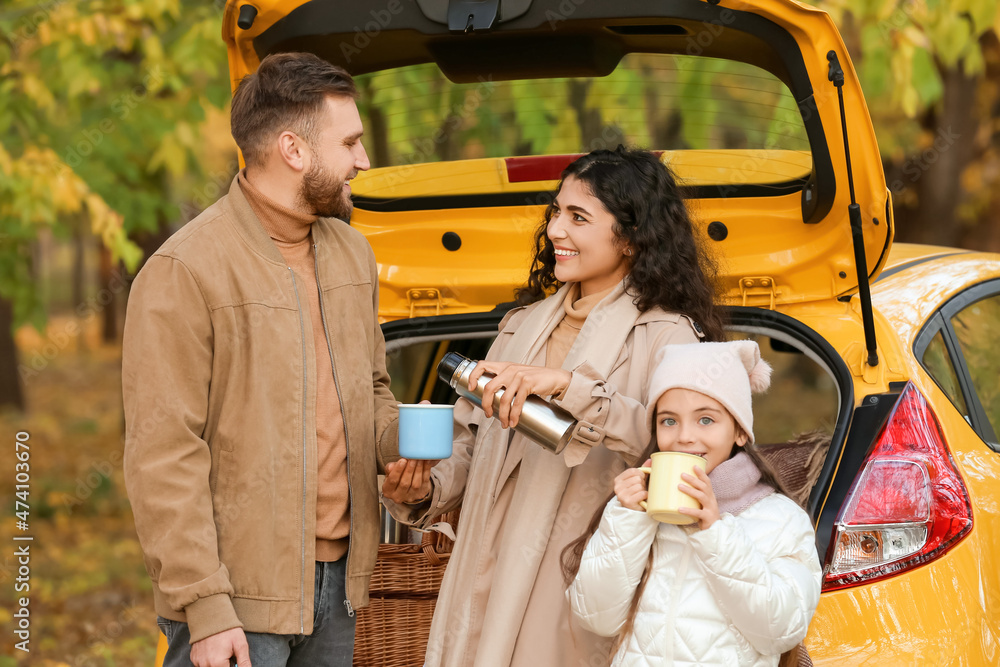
{"left": 568, "top": 497, "right": 659, "bottom": 637}
{"left": 688, "top": 494, "right": 822, "bottom": 656}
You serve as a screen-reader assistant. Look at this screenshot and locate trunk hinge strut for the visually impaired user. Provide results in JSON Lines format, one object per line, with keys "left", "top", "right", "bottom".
{"left": 739, "top": 276, "right": 777, "bottom": 310}
{"left": 407, "top": 288, "right": 443, "bottom": 317}
{"left": 828, "top": 50, "right": 878, "bottom": 368}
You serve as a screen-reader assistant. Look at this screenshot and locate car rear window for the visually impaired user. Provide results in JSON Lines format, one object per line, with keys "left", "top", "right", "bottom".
{"left": 355, "top": 53, "right": 810, "bottom": 187}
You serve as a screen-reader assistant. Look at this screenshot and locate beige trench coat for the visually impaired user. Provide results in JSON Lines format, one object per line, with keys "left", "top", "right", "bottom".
{"left": 386, "top": 282, "right": 701, "bottom": 667}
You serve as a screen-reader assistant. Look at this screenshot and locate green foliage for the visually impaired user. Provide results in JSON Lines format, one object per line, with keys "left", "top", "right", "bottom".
{"left": 355, "top": 54, "right": 808, "bottom": 170}
{"left": 817, "top": 0, "right": 999, "bottom": 140}
{"left": 0, "top": 0, "right": 230, "bottom": 330}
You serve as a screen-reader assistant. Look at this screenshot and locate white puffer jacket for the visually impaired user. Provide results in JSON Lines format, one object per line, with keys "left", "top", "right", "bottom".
{"left": 568, "top": 495, "right": 822, "bottom": 666}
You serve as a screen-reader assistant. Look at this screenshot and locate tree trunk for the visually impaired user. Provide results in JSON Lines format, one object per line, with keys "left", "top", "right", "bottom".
{"left": 894, "top": 63, "right": 977, "bottom": 246}
{"left": 72, "top": 216, "right": 88, "bottom": 351}
{"left": 72, "top": 217, "right": 86, "bottom": 307}
{"left": 368, "top": 103, "right": 390, "bottom": 169}
{"left": 0, "top": 297, "right": 25, "bottom": 411}
{"left": 99, "top": 244, "right": 118, "bottom": 344}
{"left": 568, "top": 80, "right": 603, "bottom": 148}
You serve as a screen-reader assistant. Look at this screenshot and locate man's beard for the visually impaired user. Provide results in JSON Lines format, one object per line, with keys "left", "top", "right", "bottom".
{"left": 300, "top": 160, "right": 353, "bottom": 220}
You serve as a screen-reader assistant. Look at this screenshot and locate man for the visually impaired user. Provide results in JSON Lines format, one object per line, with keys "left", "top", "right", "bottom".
{"left": 122, "top": 52, "right": 399, "bottom": 667}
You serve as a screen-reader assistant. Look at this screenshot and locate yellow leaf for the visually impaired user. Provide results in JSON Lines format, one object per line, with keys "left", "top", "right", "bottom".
{"left": 0, "top": 144, "right": 12, "bottom": 175}
{"left": 92, "top": 13, "right": 108, "bottom": 36}
{"left": 143, "top": 34, "right": 164, "bottom": 64}
{"left": 963, "top": 45, "right": 985, "bottom": 76}
{"left": 21, "top": 73, "right": 56, "bottom": 110}
{"left": 175, "top": 121, "right": 195, "bottom": 148}
{"left": 901, "top": 85, "right": 919, "bottom": 118}
{"left": 961, "top": 162, "right": 984, "bottom": 193}
{"left": 79, "top": 17, "right": 97, "bottom": 46}
{"left": 148, "top": 140, "right": 187, "bottom": 176}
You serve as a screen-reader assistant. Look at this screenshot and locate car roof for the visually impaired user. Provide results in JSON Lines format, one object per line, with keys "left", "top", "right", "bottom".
{"left": 870, "top": 244, "right": 1000, "bottom": 346}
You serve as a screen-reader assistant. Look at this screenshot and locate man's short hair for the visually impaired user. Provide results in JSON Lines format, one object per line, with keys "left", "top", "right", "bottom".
{"left": 231, "top": 52, "right": 358, "bottom": 167}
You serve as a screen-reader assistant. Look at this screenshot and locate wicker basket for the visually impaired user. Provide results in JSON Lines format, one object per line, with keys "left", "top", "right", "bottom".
{"left": 354, "top": 512, "right": 458, "bottom": 667}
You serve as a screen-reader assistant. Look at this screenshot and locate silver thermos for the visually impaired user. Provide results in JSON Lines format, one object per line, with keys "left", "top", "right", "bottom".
{"left": 437, "top": 352, "right": 577, "bottom": 454}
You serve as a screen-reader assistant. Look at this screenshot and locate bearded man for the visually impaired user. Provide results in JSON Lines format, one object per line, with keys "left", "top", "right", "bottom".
{"left": 122, "top": 52, "right": 400, "bottom": 667}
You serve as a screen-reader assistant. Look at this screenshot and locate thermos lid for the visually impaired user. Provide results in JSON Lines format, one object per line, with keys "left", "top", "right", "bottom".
{"left": 437, "top": 351, "right": 469, "bottom": 385}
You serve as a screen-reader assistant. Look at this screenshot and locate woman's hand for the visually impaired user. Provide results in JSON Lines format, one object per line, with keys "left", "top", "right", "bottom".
{"left": 614, "top": 460, "right": 651, "bottom": 512}
{"left": 468, "top": 361, "right": 572, "bottom": 428}
{"left": 382, "top": 458, "right": 438, "bottom": 505}
{"left": 677, "top": 466, "right": 721, "bottom": 530}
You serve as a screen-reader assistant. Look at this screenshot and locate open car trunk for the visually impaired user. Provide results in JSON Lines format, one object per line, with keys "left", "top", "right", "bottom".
{"left": 380, "top": 306, "right": 855, "bottom": 560}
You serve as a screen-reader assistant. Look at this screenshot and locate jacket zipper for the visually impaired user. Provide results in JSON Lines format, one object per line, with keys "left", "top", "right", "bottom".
{"left": 288, "top": 267, "right": 308, "bottom": 633}
{"left": 314, "top": 244, "right": 355, "bottom": 618}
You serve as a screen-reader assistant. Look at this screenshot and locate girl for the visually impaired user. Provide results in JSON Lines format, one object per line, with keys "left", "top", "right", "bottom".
{"left": 381, "top": 147, "right": 725, "bottom": 666}
{"left": 566, "top": 340, "right": 823, "bottom": 666}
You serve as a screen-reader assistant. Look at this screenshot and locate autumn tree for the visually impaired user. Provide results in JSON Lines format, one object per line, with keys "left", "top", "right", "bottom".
{"left": 820, "top": 0, "right": 1000, "bottom": 248}
{"left": 0, "top": 0, "right": 232, "bottom": 409}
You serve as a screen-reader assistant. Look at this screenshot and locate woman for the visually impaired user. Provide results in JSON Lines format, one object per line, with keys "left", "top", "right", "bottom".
{"left": 382, "top": 147, "right": 725, "bottom": 667}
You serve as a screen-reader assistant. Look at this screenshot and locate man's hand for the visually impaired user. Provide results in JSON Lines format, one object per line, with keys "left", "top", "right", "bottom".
{"left": 382, "top": 458, "right": 438, "bottom": 505}
{"left": 190, "top": 627, "right": 251, "bottom": 667}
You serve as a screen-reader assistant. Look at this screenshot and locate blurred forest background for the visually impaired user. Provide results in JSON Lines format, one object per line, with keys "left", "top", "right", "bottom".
{"left": 2, "top": 0, "right": 1000, "bottom": 664}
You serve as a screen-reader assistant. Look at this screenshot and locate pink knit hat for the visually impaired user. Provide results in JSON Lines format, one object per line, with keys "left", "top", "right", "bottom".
{"left": 646, "top": 340, "right": 772, "bottom": 444}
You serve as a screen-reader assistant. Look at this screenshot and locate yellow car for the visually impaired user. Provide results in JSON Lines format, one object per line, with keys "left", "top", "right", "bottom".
{"left": 154, "top": 0, "right": 1000, "bottom": 664}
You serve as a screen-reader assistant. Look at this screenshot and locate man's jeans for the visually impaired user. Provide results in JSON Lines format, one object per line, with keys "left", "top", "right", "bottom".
{"left": 158, "top": 559, "right": 356, "bottom": 667}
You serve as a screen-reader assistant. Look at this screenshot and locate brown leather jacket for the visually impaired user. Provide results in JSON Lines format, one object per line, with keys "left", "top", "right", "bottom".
{"left": 122, "top": 176, "right": 399, "bottom": 643}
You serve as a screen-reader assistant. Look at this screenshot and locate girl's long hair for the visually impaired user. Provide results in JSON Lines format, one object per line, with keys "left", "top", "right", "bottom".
{"left": 515, "top": 146, "right": 726, "bottom": 342}
{"left": 561, "top": 431, "right": 794, "bottom": 653}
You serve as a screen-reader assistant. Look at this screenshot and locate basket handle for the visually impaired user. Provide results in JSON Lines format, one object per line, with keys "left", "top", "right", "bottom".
{"left": 421, "top": 533, "right": 442, "bottom": 566}
{"left": 416, "top": 521, "right": 457, "bottom": 566}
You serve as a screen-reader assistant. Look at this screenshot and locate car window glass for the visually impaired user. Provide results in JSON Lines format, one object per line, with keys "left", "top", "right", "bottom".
{"left": 385, "top": 335, "right": 498, "bottom": 404}
{"left": 920, "top": 330, "right": 969, "bottom": 418}
{"left": 950, "top": 294, "right": 1000, "bottom": 436}
{"left": 355, "top": 54, "right": 809, "bottom": 184}
{"left": 385, "top": 328, "right": 835, "bottom": 507}
{"left": 386, "top": 339, "right": 441, "bottom": 403}
{"left": 726, "top": 332, "right": 838, "bottom": 507}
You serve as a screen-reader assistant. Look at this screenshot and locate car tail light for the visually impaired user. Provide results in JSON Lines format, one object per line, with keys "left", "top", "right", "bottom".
{"left": 823, "top": 382, "right": 972, "bottom": 591}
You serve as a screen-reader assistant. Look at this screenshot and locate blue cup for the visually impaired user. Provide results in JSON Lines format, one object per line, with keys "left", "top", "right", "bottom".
{"left": 398, "top": 404, "right": 454, "bottom": 460}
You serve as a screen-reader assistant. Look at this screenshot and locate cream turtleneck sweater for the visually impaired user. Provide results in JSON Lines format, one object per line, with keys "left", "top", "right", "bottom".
{"left": 238, "top": 170, "right": 349, "bottom": 562}
{"left": 545, "top": 282, "right": 618, "bottom": 371}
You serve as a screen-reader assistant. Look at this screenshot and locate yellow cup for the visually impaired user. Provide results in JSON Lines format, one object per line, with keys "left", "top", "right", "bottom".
{"left": 639, "top": 451, "right": 707, "bottom": 524}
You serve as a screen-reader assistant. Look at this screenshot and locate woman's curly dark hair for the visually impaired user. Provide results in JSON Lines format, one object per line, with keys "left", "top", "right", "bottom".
{"left": 514, "top": 146, "right": 726, "bottom": 342}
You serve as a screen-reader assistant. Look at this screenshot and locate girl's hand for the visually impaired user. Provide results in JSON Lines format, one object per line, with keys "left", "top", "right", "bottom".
{"left": 382, "top": 458, "right": 438, "bottom": 505}
{"left": 614, "top": 460, "right": 651, "bottom": 512}
{"left": 677, "top": 466, "right": 721, "bottom": 530}
{"left": 468, "top": 361, "right": 572, "bottom": 428}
